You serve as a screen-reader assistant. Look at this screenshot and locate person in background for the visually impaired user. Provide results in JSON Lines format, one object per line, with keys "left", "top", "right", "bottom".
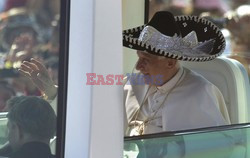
{"left": 0, "top": 81, "right": 15, "bottom": 111}
{"left": 4, "top": 0, "right": 27, "bottom": 11}
{"left": 192, "top": 0, "right": 229, "bottom": 16}
{"left": 5, "top": 96, "right": 56, "bottom": 158}
{"left": 225, "top": 5, "right": 250, "bottom": 77}
{"left": 230, "top": 0, "right": 250, "bottom": 10}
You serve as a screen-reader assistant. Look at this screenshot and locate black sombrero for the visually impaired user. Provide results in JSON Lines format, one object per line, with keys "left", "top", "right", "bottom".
{"left": 123, "top": 11, "right": 225, "bottom": 62}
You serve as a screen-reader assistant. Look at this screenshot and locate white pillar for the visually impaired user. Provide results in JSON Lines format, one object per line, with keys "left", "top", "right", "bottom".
{"left": 89, "top": 0, "right": 123, "bottom": 157}
{"left": 65, "top": 0, "right": 123, "bottom": 157}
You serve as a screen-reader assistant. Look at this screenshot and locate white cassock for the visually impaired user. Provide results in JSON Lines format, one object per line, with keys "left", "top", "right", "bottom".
{"left": 124, "top": 66, "right": 231, "bottom": 136}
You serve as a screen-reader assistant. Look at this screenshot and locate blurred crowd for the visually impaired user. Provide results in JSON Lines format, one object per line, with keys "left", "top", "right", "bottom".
{"left": 150, "top": 0, "right": 250, "bottom": 78}
{"left": 0, "top": 0, "right": 60, "bottom": 112}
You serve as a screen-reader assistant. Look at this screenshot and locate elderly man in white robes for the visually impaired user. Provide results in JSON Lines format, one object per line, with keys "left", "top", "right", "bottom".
{"left": 123, "top": 11, "right": 230, "bottom": 136}
{"left": 122, "top": 11, "right": 235, "bottom": 158}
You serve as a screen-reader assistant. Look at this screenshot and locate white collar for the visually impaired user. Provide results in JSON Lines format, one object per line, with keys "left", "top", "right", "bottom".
{"left": 149, "top": 66, "right": 184, "bottom": 94}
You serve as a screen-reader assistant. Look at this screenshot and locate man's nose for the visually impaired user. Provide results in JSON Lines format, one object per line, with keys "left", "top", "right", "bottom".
{"left": 135, "top": 59, "right": 144, "bottom": 71}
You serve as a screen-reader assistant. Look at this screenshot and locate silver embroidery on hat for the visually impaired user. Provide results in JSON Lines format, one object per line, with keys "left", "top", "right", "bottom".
{"left": 138, "top": 26, "right": 215, "bottom": 57}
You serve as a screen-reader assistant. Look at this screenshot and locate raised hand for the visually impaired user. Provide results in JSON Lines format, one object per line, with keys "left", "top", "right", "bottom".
{"left": 18, "top": 58, "right": 57, "bottom": 100}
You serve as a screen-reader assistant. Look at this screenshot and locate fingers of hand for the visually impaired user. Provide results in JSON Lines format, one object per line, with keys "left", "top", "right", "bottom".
{"left": 22, "top": 61, "right": 39, "bottom": 71}
{"left": 20, "top": 63, "right": 32, "bottom": 72}
{"left": 20, "top": 62, "right": 39, "bottom": 77}
{"left": 21, "top": 59, "right": 54, "bottom": 84}
{"left": 18, "top": 68, "right": 32, "bottom": 78}
{"left": 30, "top": 58, "right": 48, "bottom": 72}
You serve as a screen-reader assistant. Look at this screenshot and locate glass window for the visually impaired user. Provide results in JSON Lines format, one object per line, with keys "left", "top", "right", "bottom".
{"left": 0, "top": 0, "right": 67, "bottom": 157}
{"left": 124, "top": 125, "right": 250, "bottom": 158}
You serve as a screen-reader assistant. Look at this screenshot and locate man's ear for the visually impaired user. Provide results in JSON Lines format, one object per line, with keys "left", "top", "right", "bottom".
{"left": 14, "top": 123, "right": 24, "bottom": 140}
{"left": 166, "top": 59, "right": 177, "bottom": 68}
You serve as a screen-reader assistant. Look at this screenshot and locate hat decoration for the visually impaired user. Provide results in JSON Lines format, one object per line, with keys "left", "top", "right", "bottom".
{"left": 123, "top": 11, "right": 225, "bottom": 62}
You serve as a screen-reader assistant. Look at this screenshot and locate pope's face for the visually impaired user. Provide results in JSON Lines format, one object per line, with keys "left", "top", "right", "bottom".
{"left": 135, "top": 51, "right": 171, "bottom": 84}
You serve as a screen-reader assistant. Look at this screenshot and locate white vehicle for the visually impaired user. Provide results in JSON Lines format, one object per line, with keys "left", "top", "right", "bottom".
{"left": 0, "top": 0, "right": 250, "bottom": 158}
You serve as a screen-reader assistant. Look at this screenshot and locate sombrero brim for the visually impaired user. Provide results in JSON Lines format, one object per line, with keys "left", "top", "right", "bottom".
{"left": 123, "top": 15, "right": 225, "bottom": 62}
